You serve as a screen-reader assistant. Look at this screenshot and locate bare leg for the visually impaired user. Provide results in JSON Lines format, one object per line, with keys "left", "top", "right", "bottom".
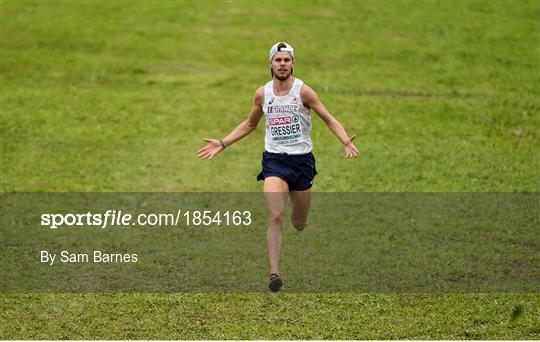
{"left": 264, "top": 176, "right": 289, "bottom": 275}
{"left": 290, "top": 188, "right": 312, "bottom": 231}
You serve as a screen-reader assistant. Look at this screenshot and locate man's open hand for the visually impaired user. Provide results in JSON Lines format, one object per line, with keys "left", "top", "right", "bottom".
{"left": 344, "top": 135, "right": 359, "bottom": 158}
{"left": 197, "top": 138, "right": 224, "bottom": 159}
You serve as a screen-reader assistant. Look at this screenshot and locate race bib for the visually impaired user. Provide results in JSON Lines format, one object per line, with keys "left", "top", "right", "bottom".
{"left": 268, "top": 114, "right": 305, "bottom": 145}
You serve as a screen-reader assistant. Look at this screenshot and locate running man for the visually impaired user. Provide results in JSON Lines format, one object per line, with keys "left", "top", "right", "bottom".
{"left": 197, "top": 42, "right": 358, "bottom": 292}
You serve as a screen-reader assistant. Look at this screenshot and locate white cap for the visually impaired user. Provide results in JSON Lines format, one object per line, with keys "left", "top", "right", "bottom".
{"left": 269, "top": 42, "right": 294, "bottom": 61}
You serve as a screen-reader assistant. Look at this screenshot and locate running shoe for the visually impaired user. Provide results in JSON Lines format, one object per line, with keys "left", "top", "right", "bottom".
{"left": 268, "top": 273, "right": 283, "bottom": 292}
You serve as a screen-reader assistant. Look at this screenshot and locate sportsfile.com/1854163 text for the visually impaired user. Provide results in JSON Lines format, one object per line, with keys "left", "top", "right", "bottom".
{"left": 40, "top": 210, "right": 252, "bottom": 229}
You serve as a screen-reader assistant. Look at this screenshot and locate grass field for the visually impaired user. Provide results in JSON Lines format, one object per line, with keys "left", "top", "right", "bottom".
{"left": 1, "top": 293, "right": 538, "bottom": 339}
{"left": 1, "top": 1, "right": 539, "bottom": 339}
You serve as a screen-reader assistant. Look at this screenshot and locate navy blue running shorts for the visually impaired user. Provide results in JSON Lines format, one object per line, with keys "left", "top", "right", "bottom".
{"left": 256, "top": 151, "right": 317, "bottom": 191}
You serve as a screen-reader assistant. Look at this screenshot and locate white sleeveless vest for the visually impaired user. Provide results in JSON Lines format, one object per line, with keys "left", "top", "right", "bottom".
{"left": 262, "top": 78, "right": 313, "bottom": 154}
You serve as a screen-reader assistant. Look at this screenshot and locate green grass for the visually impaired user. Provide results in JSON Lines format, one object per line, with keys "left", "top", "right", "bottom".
{"left": 2, "top": 1, "right": 539, "bottom": 192}
{"left": 1, "top": 293, "right": 539, "bottom": 339}
{"left": 1, "top": 1, "right": 539, "bottom": 339}
{"left": 1, "top": 193, "right": 538, "bottom": 293}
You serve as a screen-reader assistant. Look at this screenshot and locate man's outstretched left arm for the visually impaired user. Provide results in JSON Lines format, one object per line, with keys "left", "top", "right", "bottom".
{"left": 301, "top": 84, "right": 359, "bottom": 158}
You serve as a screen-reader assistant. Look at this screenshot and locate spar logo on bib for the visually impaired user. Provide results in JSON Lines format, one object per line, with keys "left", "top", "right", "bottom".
{"left": 269, "top": 115, "right": 300, "bottom": 126}
{"left": 269, "top": 116, "right": 291, "bottom": 126}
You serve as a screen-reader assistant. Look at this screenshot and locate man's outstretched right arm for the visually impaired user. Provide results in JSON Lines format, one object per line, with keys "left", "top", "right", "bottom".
{"left": 197, "top": 87, "right": 264, "bottom": 159}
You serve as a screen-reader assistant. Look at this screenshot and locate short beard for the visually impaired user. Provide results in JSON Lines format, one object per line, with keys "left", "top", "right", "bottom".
{"left": 274, "top": 72, "right": 291, "bottom": 81}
